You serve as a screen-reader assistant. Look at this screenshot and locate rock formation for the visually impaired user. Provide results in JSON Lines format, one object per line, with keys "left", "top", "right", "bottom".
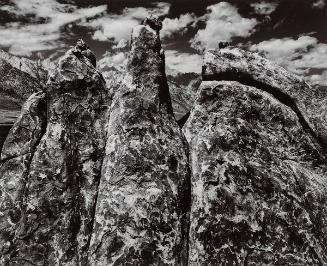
{"left": 203, "top": 47, "right": 327, "bottom": 147}
{"left": 0, "top": 55, "right": 43, "bottom": 110}
{"left": 1, "top": 17, "right": 327, "bottom": 266}
{"left": 88, "top": 16, "right": 191, "bottom": 265}
{"left": 184, "top": 48, "right": 327, "bottom": 265}
{"left": 0, "top": 39, "right": 110, "bottom": 265}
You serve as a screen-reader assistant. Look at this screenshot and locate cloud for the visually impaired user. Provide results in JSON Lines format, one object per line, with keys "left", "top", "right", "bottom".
{"left": 190, "top": 2, "right": 257, "bottom": 51}
{"left": 80, "top": 3, "right": 170, "bottom": 43}
{"left": 165, "top": 50, "right": 202, "bottom": 73}
{"left": 0, "top": 0, "right": 106, "bottom": 56}
{"left": 307, "top": 71, "right": 327, "bottom": 86}
{"left": 250, "top": 36, "right": 327, "bottom": 85}
{"left": 250, "top": 2, "right": 278, "bottom": 16}
{"left": 250, "top": 35, "right": 317, "bottom": 64}
{"left": 161, "top": 13, "right": 196, "bottom": 39}
{"left": 312, "top": 0, "right": 326, "bottom": 9}
{"left": 98, "top": 51, "right": 128, "bottom": 69}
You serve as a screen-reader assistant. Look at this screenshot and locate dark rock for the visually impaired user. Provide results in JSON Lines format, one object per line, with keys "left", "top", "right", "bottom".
{"left": 218, "top": 41, "right": 230, "bottom": 49}
{"left": 1, "top": 15, "right": 327, "bottom": 266}
{"left": 0, "top": 92, "right": 46, "bottom": 262}
{"left": 143, "top": 15, "right": 163, "bottom": 33}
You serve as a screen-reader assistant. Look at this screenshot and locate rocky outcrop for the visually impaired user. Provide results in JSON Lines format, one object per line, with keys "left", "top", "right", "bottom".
{"left": 168, "top": 72, "right": 201, "bottom": 122}
{"left": 0, "top": 49, "right": 48, "bottom": 82}
{"left": 1, "top": 17, "right": 327, "bottom": 266}
{"left": 0, "top": 17, "right": 191, "bottom": 265}
{"left": 0, "top": 91, "right": 46, "bottom": 260}
{"left": 184, "top": 48, "right": 327, "bottom": 264}
{"left": 0, "top": 56, "right": 43, "bottom": 110}
{"left": 203, "top": 47, "right": 327, "bottom": 148}
{"left": 0, "top": 49, "right": 50, "bottom": 153}
{"left": 0, "top": 40, "right": 110, "bottom": 265}
{"left": 98, "top": 38, "right": 200, "bottom": 123}
{"left": 89, "top": 16, "right": 191, "bottom": 265}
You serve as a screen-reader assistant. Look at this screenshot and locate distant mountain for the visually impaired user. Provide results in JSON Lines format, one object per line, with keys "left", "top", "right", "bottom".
{"left": 0, "top": 49, "right": 45, "bottom": 112}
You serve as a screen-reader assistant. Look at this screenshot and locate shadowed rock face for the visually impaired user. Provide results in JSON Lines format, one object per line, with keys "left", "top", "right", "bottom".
{"left": 89, "top": 17, "right": 191, "bottom": 265}
{"left": 1, "top": 16, "right": 327, "bottom": 266}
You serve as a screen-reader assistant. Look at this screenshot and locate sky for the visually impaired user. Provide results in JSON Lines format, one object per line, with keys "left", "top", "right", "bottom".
{"left": 0, "top": 0, "right": 326, "bottom": 86}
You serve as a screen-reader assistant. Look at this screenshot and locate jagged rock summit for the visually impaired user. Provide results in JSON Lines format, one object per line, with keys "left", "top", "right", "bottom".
{"left": 1, "top": 16, "right": 327, "bottom": 266}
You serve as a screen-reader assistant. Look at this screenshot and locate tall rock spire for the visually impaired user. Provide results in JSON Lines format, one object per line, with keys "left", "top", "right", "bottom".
{"left": 88, "top": 16, "right": 191, "bottom": 265}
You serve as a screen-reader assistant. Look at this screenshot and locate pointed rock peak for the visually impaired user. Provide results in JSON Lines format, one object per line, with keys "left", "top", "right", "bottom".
{"left": 50, "top": 39, "right": 102, "bottom": 84}
{"left": 143, "top": 15, "right": 162, "bottom": 33}
{"left": 71, "top": 39, "right": 97, "bottom": 67}
{"left": 75, "top": 39, "right": 89, "bottom": 51}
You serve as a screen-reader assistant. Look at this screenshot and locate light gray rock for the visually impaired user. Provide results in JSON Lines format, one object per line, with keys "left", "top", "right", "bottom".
{"left": 0, "top": 92, "right": 46, "bottom": 262}
{"left": 0, "top": 40, "right": 110, "bottom": 265}
{"left": 184, "top": 80, "right": 327, "bottom": 265}
{"left": 0, "top": 56, "right": 43, "bottom": 110}
{"left": 203, "top": 47, "right": 327, "bottom": 148}
{"left": 89, "top": 17, "right": 191, "bottom": 265}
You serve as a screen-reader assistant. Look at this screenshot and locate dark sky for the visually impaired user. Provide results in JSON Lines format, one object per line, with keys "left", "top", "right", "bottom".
{"left": 0, "top": 0, "right": 326, "bottom": 85}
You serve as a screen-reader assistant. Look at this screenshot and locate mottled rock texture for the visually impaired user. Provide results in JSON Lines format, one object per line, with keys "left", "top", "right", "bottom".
{"left": 168, "top": 73, "right": 201, "bottom": 122}
{"left": 0, "top": 39, "right": 110, "bottom": 265}
{"left": 97, "top": 37, "right": 201, "bottom": 123}
{"left": 203, "top": 47, "right": 327, "bottom": 147}
{"left": 184, "top": 48, "right": 327, "bottom": 264}
{"left": 1, "top": 17, "right": 327, "bottom": 266}
{"left": 0, "top": 56, "right": 43, "bottom": 110}
{"left": 0, "top": 49, "right": 48, "bottom": 83}
{"left": 89, "top": 17, "right": 191, "bottom": 265}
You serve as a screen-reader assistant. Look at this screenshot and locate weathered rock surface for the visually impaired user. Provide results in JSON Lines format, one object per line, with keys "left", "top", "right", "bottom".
{"left": 0, "top": 56, "right": 43, "bottom": 110}
{"left": 89, "top": 16, "right": 191, "bottom": 265}
{"left": 168, "top": 72, "right": 201, "bottom": 122}
{"left": 184, "top": 63, "right": 327, "bottom": 263}
{"left": 0, "top": 91, "right": 46, "bottom": 260}
{"left": 0, "top": 49, "right": 48, "bottom": 82}
{"left": 1, "top": 16, "right": 327, "bottom": 266}
{"left": 0, "top": 40, "right": 110, "bottom": 265}
{"left": 203, "top": 47, "right": 327, "bottom": 147}
{"left": 98, "top": 40, "right": 201, "bottom": 123}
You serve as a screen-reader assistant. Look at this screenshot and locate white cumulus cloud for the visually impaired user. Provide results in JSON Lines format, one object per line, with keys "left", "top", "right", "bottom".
{"left": 161, "top": 13, "right": 196, "bottom": 39}
{"left": 0, "top": 0, "right": 106, "bottom": 56}
{"left": 250, "top": 36, "right": 327, "bottom": 85}
{"left": 190, "top": 2, "right": 257, "bottom": 51}
{"left": 312, "top": 0, "right": 326, "bottom": 9}
{"left": 165, "top": 50, "right": 202, "bottom": 73}
{"left": 80, "top": 3, "right": 170, "bottom": 43}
